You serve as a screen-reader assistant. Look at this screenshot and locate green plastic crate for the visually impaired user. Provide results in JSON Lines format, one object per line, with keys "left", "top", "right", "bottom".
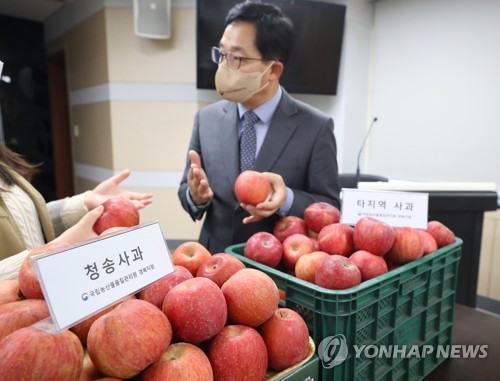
{"left": 226, "top": 238, "right": 462, "bottom": 381}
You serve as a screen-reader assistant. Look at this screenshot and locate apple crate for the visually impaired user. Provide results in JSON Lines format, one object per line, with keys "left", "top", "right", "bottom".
{"left": 226, "top": 238, "right": 462, "bottom": 381}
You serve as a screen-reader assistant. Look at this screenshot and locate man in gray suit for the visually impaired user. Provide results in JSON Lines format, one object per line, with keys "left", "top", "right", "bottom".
{"left": 178, "top": 1, "right": 340, "bottom": 254}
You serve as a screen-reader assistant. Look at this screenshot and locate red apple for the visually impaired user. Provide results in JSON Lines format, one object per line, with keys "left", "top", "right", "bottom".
{"left": 137, "top": 265, "right": 193, "bottom": 308}
{"left": 282, "top": 233, "right": 315, "bottom": 270}
{"left": 418, "top": 229, "right": 438, "bottom": 255}
{"left": 385, "top": 227, "right": 424, "bottom": 264}
{"left": 162, "top": 277, "right": 227, "bottom": 344}
{"left": 87, "top": 299, "right": 172, "bottom": 379}
{"left": 244, "top": 231, "right": 283, "bottom": 268}
{"left": 0, "top": 327, "right": 83, "bottom": 381}
{"left": 427, "top": 220, "right": 456, "bottom": 248}
{"left": 172, "top": 241, "right": 212, "bottom": 276}
{"left": 295, "top": 251, "right": 330, "bottom": 284}
{"left": 353, "top": 217, "right": 395, "bottom": 256}
{"left": 0, "top": 280, "right": 21, "bottom": 307}
{"left": 70, "top": 295, "right": 136, "bottom": 345}
{"left": 303, "top": 202, "right": 341, "bottom": 234}
{"left": 273, "top": 216, "right": 308, "bottom": 242}
{"left": 349, "top": 250, "right": 388, "bottom": 281}
{"left": 234, "top": 170, "right": 271, "bottom": 206}
{"left": 259, "top": 308, "right": 310, "bottom": 371}
{"left": 208, "top": 325, "right": 268, "bottom": 381}
{"left": 310, "top": 237, "right": 320, "bottom": 251}
{"left": 141, "top": 342, "right": 213, "bottom": 381}
{"left": 196, "top": 253, "right": 245, "bottom": 287}
{"left": 0, "top": 299, "right": 50, "bottom": 341}
{"left": 98, "top": 226, "right": 128, "bottom": 236}
{"left": 315, "top": 255, "right": 362, "bottom": 290}
{"left": 93, "top": 197, "right": 140, "bottom": 235}
{"left": 318, "top": 223, "right": 355, "bottom": 257}
{"left": 18, "top": 241, "right": 69, "bottom": 299}
{"left": 81, "top": 350, "right": 106, "bottom": 381}
{"left": 222, "top": 268, "right": 279, "bottom": 327}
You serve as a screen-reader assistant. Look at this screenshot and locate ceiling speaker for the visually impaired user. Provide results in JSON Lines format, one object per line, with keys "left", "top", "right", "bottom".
{"left": 133, "top": 0, "right": 171, "bottom": 39}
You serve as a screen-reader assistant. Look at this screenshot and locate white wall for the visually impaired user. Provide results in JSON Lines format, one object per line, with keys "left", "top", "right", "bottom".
{"left": 368, "top": 0, "right": 500, "bottom": 186}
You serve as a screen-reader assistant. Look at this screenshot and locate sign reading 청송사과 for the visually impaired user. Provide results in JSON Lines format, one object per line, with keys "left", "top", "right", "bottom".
{"left": 340, "top": 188, "right": 429, "bottom": 228}
{"left": 30, "top": 221, "right": 173, "bottom": 333}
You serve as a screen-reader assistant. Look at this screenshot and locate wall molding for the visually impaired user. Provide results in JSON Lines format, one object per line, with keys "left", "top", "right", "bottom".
{"left": 74, "top": 163, "right": 183, "bottom": 188}
{"left": 70, "top": 83, "right": 219, "bottom": 106}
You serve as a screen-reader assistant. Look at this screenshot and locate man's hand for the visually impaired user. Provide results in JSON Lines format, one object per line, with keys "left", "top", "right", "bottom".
{"left": 187, "top": 150, "right": 214, "bottom": 205}
{"left": 241, "top": 172, "right": 287, "bottom": 224}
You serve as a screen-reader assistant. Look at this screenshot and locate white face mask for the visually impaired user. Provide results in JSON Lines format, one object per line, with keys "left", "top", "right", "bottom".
{"left": 215, "top": 61, "right": 274, "bottom": 103}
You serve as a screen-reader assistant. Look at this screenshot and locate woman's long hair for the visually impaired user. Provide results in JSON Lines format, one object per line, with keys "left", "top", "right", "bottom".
{"left": 0, "top": 144, "right": 39, "bottom": 188}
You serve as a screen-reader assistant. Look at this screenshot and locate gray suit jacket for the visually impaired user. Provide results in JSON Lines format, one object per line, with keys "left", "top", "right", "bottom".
{"left": 178, "top": 89, "right": 340, "bottom": 253}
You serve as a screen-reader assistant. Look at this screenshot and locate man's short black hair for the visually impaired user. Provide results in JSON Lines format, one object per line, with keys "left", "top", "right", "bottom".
{"left": 225, "top": 1, "right": 295, "bottom": 65}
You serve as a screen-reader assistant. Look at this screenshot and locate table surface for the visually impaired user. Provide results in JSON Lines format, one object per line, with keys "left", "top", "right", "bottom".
{"left": 424, "top": 303, "right": 500, "bottom": 380}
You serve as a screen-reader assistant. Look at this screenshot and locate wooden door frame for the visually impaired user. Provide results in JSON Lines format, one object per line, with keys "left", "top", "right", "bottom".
{"left": 46, "top": 50, "right": 74, "bottom": 199}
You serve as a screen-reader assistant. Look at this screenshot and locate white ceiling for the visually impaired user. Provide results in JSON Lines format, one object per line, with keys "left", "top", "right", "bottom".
{"left": 0, "top": 0, "right": 66, "bottom": 22}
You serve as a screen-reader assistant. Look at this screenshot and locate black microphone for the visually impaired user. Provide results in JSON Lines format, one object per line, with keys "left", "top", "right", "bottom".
{"left": 355, "top": 117, "right": 378, "bottom": 187}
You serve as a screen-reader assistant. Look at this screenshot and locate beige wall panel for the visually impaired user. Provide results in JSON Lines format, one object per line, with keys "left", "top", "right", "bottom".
{"left": 72, "top": 103, "right": 113, "bottom": 167}
{"left": 484, "top": 211, "right": 500, "bottom": 301}
{"left": 64, "top": 10, "right": 110, "bottom": 90}
{"left": 477, "top": 215, "right": 495, "bottom": 296}
{"left": 105, "top": 8, "right": 196, "bottom": 83}
{"left": 110, "top": 101, "right": 197, "bottom": 170}
{"left": 136, "top": 188, "right": 201, "bottom": 242}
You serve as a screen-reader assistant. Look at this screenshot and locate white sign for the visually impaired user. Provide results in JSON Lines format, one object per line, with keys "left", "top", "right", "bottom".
{"left": 340, "top": 188, "right": 429, "bottom": 228}
{"left": 30, "top": 221, "right": 174, "bottom": 333}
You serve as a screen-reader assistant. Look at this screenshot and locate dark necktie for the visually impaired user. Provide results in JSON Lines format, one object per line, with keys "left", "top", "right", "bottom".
{"left": 240, "top": 110, "right": 259, "bottom": 172}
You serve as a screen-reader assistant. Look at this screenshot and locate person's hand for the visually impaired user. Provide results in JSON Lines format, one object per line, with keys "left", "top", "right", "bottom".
{"left": 241, "top": 172, "right": 287, "bottom": 224}
{"left": 84, "top": 169, "right": 153, "bottom": 210}
{"left": 187, "top": 150, "right": 214, "bottom": 205}
{"left": 53, "top": 205, "right": 104, "bottom": 245}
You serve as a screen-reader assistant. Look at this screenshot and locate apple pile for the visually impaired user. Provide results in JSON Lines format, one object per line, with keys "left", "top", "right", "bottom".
{"left": 243, "top": 201, "right": 456, "bottom": 290}
{"left": 0, "top": 240, "right": 312, "bottom": 380}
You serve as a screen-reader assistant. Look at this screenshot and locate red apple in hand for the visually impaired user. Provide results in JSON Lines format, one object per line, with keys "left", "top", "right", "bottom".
{"left": 234, "top": 170, "right": 271, "bottom": 206}
{"left": 273, "top": 216, "right": 307, "bottom": 242}
{"left": 93, "top": 197, "right": 140, "bottom": 234}
{"left": 318, "top": 223, "right": 354, "bottom": 257}
{"left": 208, "top": 325, "right": 268, "bottom": 381}
{"left": 259, "top": 308, "right": 310, "bottom": 371}
{"left": 222, "top": 268, "right": 279, "bottom": 327}
{"left": 385, "top": 227, "right": 424, "bottom": 264}
{"left": 426, "top": 220, "right": 456, "bottom": 248}
{"left": 196, "top": 253, "right": 245, "bottom": 287}
{"left": 282, "top": 233, "right": 315, "bottom": 270}
{"left": 0, "top": 327, "right": 83, "bottom": 381}
{"left": 349, "top": 250, "right": 388, "bottom": 281}
{"left": 315, "top": 255, "right": 362, "bottom": 290}
{"left": 295, "top": 251, "right": 329, "bottom": 284}
{"left": 353, "top": 217, "right": 395, "bottom": 256}
{"left": 172, "top": 241, "right": 212, "bottom": 276}
{"left": 162, "top": 277, "right": 227, "bottom": 344}
{"left": 244, "top": 231, "right": 283, "bottom": 268}
{"left": 141, "top": 342, "right": 213, "bottom": 381}
{"left": 304, "top": 202, "right": 341, "bottom": 234}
